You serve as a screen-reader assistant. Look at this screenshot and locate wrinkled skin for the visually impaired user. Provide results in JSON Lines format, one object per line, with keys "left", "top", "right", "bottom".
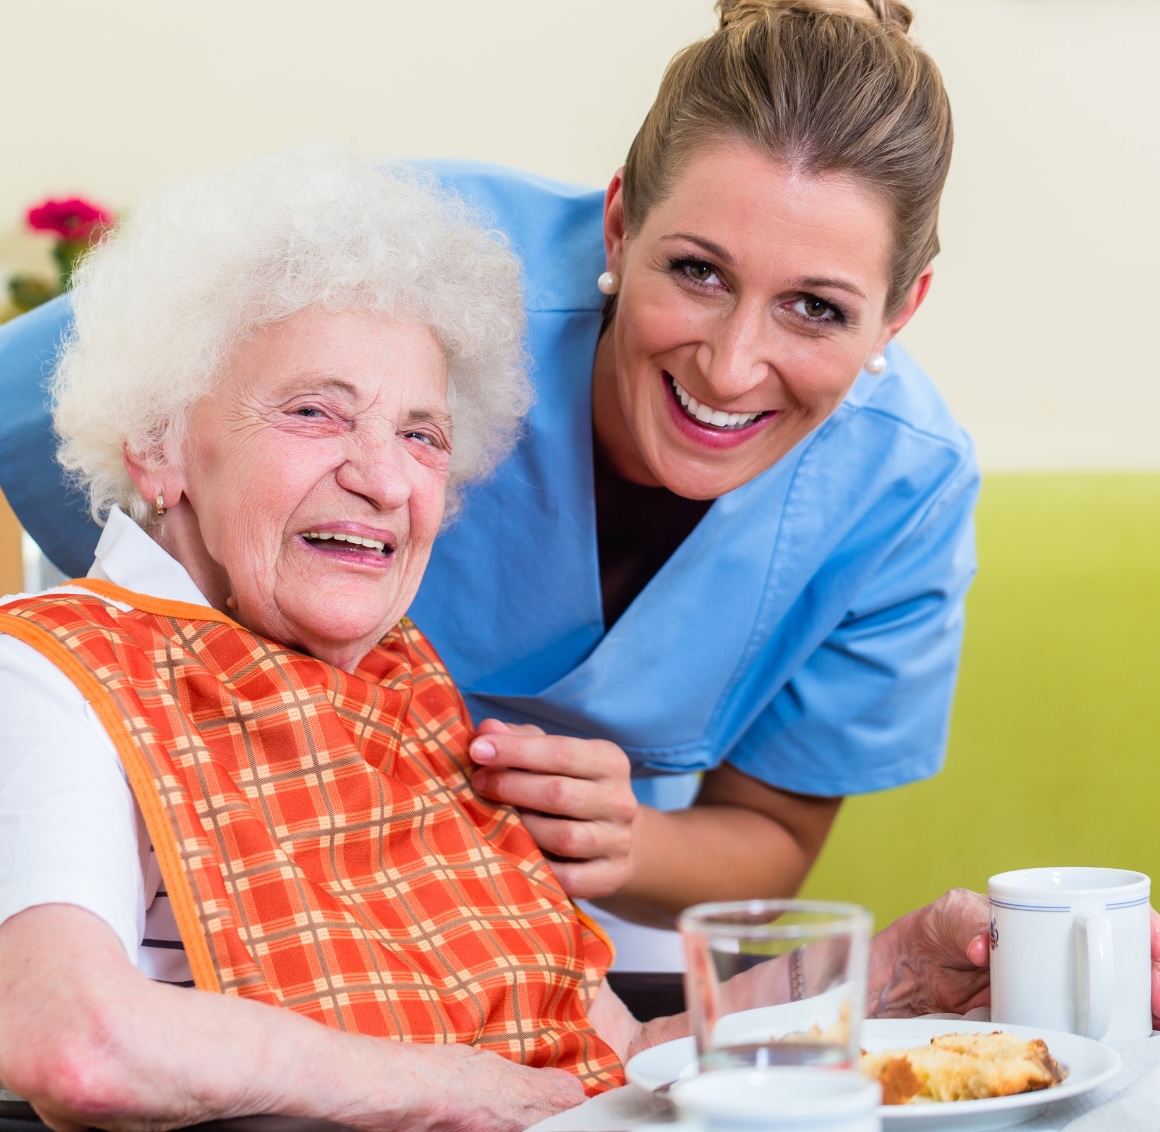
{"left": 867, "top": 889, "right": 992, "bottom": 1019}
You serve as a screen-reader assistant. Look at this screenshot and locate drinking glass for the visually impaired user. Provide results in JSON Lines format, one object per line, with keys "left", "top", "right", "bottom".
{"left": 679, "top": 899, "right": 872, "bottom": 1073}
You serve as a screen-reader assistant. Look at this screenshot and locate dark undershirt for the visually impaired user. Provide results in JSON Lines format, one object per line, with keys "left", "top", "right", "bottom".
{"left": 594, "top": 441, "right": 713, "bottom": 630}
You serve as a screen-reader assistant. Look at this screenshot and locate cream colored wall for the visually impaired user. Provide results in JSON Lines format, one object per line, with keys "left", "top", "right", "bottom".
{"left": 1, "top": 0, "right": 1156, "bottom": 470}
{"left": 900, "top": 1, "right": 1160, "bottom": 471}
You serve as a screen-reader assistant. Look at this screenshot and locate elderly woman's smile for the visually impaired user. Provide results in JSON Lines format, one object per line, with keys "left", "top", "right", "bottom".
{"left": 298, "top": 528, "right": 394, "bottom": 556}
{"left": 144, "top": 306, "right": 452, "bottom": 672}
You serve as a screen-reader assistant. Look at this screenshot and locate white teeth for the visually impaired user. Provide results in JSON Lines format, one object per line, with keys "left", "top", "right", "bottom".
{"left": 668, "top": 375, "right": 764, "bottom": 430}
{"left": 302, "top": 531, "right": 387, "bottom": 553}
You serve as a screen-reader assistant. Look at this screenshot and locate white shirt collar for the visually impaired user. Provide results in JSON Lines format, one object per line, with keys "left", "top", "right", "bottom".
{"left": 87, "top": 507, "right": 213, "bottom": 609}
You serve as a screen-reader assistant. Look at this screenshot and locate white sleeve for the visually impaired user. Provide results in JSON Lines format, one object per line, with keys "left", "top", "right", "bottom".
{"left": 0, "top": 633, "right": 147, "bottom": 963}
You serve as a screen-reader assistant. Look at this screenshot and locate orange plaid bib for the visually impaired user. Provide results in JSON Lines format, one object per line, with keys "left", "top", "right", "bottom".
{"left": 1, "top": 580, "right": 624, "bottom": 1092}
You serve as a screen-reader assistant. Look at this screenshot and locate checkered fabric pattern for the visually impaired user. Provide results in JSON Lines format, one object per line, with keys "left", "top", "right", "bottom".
{"left": 1, "top": 582, "right": 624, "bottom": 1093}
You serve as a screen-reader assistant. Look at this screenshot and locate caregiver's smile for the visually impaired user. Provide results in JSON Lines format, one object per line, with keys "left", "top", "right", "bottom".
{"left": 665, "top": 370, "right": 774, "bottom": 439}
{"left": 593, "top": 140, "right": 908, "bottom": 500}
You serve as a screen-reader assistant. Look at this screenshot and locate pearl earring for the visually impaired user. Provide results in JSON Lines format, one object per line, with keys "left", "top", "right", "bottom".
{"left": 154, "top": 493, "right": 166, "bottom": 517}
{"left": 865, "top": 352, "right": 887, "bottom": 375}
{"left": 597, "top": 271, "right": 620, "bottom": 296}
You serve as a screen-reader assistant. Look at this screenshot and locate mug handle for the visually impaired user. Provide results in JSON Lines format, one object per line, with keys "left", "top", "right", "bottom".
{"left": 1075, "top": 913, "right": 1114, "bottom": 1040}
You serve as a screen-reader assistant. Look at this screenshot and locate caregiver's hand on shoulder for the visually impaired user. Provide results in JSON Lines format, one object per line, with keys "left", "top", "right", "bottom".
{"left": 867, "top": 888, "right": 990, "bottom": 1019}
{"left": 469, "top": 719, "right": 639, "bottom": 899}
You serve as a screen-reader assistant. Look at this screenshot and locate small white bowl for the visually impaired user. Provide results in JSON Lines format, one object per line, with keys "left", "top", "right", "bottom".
{"left": 672, "top": 1067, "right": 882, "bottom": 1131}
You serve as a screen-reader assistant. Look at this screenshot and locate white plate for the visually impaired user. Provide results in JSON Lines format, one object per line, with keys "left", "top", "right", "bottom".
{"left": 624, "top": 1017, "right": 1122, "bottom": 1131}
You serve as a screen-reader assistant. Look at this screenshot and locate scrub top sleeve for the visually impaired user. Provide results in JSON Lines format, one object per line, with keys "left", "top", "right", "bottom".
{"left": 0, "top": 295, "right": 98, "bottom": 578}
{"left": 726, "top": 451, "right": 980, "bottom": 797}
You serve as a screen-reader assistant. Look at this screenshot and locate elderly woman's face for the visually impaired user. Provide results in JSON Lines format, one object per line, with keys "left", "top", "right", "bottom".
{"left": 595, "top": 141, "right": 928, "bottom": 498}
{"left": 164, "top": 307, "right": 451, "bottom": 671}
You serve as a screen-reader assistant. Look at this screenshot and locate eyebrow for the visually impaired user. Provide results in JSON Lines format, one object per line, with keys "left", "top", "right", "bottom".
{"left": 402, "top": 407, "right": 453, "bottom": 431}
{"left": 663, "top": 233, "right": 735, "bottom": 266}
{"left": 792, "top": 276, "right": 868, "bottom": 301}
{"left": 662, "top": 234, "right": 868, "bottom": 302}
{"left": 274, "top": 374, "right": 361, "bottom": 399}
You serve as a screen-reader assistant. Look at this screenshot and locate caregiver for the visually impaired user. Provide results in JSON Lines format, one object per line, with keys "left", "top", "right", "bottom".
{"left": 393, "top": 0, "right": 976, "bottom": 978}
{"left": 0, "top": 0, "right": 976, "bottom": 977}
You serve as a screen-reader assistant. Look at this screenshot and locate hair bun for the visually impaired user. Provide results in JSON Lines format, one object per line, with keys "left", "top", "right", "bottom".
{"left": 717, "top": 0, "right": 913, "bottom": 34}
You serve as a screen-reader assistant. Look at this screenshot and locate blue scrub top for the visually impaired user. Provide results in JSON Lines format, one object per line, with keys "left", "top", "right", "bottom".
{"left": 0, "top": 161, "right": 979, "bottom": 812}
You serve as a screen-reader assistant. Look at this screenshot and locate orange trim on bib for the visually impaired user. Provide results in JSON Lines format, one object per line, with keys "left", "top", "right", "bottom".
{"left": 63, "top": 577, "right": 238, "bottom": 627}
{"left": 572, "top": 902, "right": 616, "bottom": 963}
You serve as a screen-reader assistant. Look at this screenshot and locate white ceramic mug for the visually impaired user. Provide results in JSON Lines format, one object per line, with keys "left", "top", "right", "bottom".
{"left": 989, "top": 867, "right": 1151, "bottom": 1041}
{"left": 672, "top": 1067, "right": 881, "bottom": 1132}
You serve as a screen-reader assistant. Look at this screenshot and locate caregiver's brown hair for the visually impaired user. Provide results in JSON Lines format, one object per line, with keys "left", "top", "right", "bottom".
{"left": 621, "top": 0, "right": 952, "bottom": 315}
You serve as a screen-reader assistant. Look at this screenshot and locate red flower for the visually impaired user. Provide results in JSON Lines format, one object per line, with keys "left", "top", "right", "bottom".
{"left": 27, "top": 197, "right": 114, "bottom": 242}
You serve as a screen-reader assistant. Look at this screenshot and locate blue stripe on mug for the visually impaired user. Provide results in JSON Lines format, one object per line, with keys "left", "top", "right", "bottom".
{"left": 989, "top": 900, "right": 1071, "bottom": 912}
{"left": 990, "top": 897, "right": 1149, "bottom": 912}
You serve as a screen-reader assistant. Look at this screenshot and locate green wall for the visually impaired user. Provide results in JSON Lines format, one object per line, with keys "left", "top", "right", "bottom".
{"left": 799, "top": 473, "right": 1160, "bottom": 933}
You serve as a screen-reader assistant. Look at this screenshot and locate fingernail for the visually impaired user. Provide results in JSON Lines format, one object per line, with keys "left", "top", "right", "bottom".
{"left": 471, "top": 740, "right": 496, "bottom": 763}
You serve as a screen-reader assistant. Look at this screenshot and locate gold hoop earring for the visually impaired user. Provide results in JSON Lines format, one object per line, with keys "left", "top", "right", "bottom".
{"left": 155, "top": 493, "right": 166, "bottom": 517}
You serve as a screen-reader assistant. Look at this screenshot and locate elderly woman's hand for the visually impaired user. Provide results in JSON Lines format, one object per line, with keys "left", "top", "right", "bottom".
{"left": 395, "top": 1044, "right": 587, "bottom": 1132}
{"left": 866, "top": 888, "right": 990, "bottom": 1019}
{"left": 868, "top": 895, "right": 1160, "bottom": 1029}
{"left": 469, "top": 719, "right": 639, "bottom": 900}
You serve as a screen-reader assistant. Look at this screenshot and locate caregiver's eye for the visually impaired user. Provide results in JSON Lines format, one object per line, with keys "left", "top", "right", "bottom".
{"left": 790, "top": 294, "right": 845, "bottom": 324}
{"left": 671, "top": 257, "right": 723, "bottom": 288}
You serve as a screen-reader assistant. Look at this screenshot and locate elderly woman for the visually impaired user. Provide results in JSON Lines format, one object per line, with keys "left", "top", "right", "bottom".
{"left": 0, "top": 150, "right": 595, "bottom": 1130}
{"left": 0, "top": 146, "right": 1007, "bottom": 1132}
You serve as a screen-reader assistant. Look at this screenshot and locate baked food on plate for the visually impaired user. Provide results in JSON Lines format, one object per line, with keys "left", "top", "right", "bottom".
{"left": 861, "top": 1030, "right": 1068, "bottom": 1105}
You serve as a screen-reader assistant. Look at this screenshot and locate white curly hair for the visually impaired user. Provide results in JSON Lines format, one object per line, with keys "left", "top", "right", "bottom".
{"left": 51, "top": 146, "right": 530, "bottom": 527}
